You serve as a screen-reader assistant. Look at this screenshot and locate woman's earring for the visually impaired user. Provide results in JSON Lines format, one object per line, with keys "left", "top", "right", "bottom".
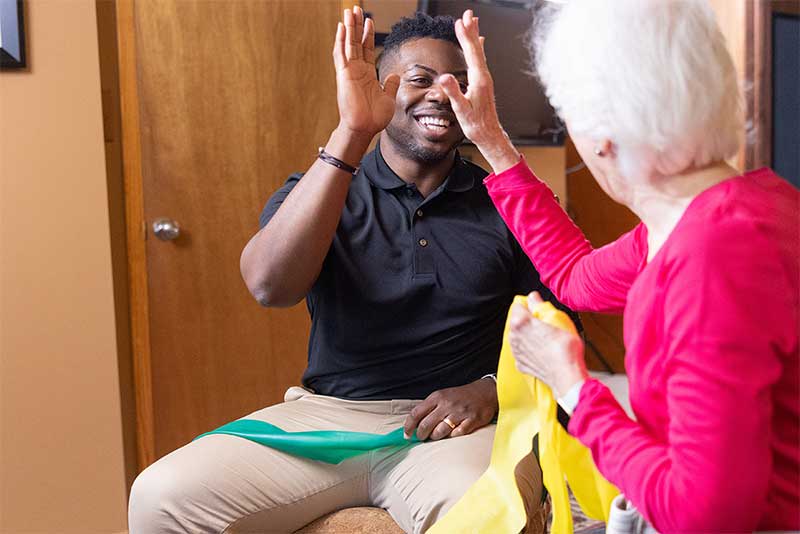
{"left": 593, "top": 147, "right": 605, "bottom": 157}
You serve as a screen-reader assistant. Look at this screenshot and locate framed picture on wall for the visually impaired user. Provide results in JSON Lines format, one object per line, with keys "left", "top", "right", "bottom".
{"left": 0, "top": 0, "right": 26, "bottom": 69}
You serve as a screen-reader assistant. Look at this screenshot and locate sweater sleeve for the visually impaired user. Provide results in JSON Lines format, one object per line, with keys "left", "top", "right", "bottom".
{"left": 568, "top": 221, "right": 787, "bottom": 532}
{"left": 484, "top": 158, "right": 644, "bottom": 313}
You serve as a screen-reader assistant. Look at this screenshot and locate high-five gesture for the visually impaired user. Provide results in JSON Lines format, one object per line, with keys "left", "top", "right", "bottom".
{"left": 438, "top": 10, "right": 521, "bottom": 173}
{"left": 333, "top": 7, "right": 400, "bottom": 141}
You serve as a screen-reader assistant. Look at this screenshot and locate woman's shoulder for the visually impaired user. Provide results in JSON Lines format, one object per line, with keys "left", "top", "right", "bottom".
{"left": 677, "top": 169, "right": 797, "bottom": 248}
{"left": 701, "top": 168, "right": 798, "bottom": 221}
{"left": 658, "top": 170, "right": 797, "bottom": 296}
{"left": 658, "top": 172, "right": 798, "bottom": 348}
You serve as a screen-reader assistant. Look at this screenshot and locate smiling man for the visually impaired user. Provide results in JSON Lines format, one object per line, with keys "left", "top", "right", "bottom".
{"left": 129, "top": 10, "right": 564, "bottom": 534}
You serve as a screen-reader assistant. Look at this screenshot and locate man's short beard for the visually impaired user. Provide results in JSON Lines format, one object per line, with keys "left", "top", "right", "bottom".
{"left": 384, "top": 123, "right": 463, "bottom": 164}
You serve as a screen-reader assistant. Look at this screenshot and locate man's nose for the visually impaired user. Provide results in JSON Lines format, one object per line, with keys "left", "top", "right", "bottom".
{"left": 425, "top": 75, "right": 450, "bottom": 103}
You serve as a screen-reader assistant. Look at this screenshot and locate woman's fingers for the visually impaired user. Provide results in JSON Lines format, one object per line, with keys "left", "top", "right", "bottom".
{"left": 527, "top": 291, "right": 544, "bottom": 306}
{"left": 509, "top": 307, "right": 549, "bottom": 375}
{"left": 439, "top": 74, "right": 471, "bottom": 116}
{"left": 509, "top": 301, "right": 531, "bottom": 329}
{"left": 456, "top": 14, "right": 488, "bottom": 71}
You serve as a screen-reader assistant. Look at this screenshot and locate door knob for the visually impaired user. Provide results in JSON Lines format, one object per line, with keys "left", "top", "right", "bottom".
{"left": 152, "top": 218, "right": 181, "bottom": 241}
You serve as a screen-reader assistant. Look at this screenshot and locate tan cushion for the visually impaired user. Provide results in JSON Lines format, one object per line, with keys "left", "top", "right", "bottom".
{"left": 294, "top": 500, "right": 550, "bottom": 534}
{"left": 294, "top": 507, "right": 404, "bottom": 534}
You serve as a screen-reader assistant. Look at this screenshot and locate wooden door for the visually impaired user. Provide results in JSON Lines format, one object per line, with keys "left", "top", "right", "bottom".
{"left": 116, "top": 0, "right": 344, "bottom": 467}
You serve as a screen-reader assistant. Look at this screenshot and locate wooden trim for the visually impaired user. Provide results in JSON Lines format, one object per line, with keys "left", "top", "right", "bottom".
{"left": 746, "top": 0, "right": 773, "bottom": 170}
{"left": 773, "top": 0, "right": 800, "bottom": 15}
{"left": 116, "top": 0, "right": 156, "bottom": 470}
{"left": 95, "top": 0, "right": 139, "bottom": 494}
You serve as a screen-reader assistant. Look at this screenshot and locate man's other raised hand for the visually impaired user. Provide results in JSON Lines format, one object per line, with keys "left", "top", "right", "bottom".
{"left": 438, "top": 10, "right": 520, "bottom": 174}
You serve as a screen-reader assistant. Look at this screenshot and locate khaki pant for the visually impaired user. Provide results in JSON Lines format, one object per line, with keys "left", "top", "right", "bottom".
{"left": 128, "top": 387, "right": 542, "bottom": 534}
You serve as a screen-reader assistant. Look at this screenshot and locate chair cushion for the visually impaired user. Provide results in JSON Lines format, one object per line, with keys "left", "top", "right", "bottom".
{"left": 294, "top": 507, "right": 404, "bottom": 534}
{"left": 294, "top": 500, "right": 550, "bottom": 534}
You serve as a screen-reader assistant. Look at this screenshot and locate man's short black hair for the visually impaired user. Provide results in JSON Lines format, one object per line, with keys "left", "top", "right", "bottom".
{"left": 377, "top": 12, "right": 459, "bottom": 78}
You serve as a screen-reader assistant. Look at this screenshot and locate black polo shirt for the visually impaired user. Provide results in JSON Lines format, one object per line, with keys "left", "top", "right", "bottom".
{"left": 259, "top": 144, "right": 574, "bottom": 400}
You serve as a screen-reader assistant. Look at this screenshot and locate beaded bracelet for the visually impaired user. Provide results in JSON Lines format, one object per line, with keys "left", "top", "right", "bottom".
{"left": 318, "top": 147, "right": 359, "bottom": 175}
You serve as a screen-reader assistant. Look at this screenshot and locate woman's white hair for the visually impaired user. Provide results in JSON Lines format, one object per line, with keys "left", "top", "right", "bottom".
{"left": 531, "top": 0, "right": 743, "bottom": 179}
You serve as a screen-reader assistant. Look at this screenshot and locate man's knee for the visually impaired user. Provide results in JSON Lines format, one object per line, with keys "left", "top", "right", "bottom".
{"left": 398, "top": 436, "right": 496, "bottom": 530}
{"left": 128, "top": 456, "right": 195, "bottom": 534}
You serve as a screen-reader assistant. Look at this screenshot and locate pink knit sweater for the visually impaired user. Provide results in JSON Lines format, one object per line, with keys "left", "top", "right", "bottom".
{"left": 485, "top": 160, "right": 799, "bottom": 532}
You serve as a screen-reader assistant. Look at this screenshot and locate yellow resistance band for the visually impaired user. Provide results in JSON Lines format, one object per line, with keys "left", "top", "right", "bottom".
{"left": 428, "top": 296, "right": 619, "bottom": 534}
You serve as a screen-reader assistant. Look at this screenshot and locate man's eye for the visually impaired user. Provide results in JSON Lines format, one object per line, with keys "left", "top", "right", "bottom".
{"left": 410, "top": 77, "right": 432, "bottom": 86}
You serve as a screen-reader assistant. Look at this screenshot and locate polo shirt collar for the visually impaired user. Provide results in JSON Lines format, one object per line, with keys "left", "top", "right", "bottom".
{"left": 362, "top": 141, "right": 475, "bottom": 193}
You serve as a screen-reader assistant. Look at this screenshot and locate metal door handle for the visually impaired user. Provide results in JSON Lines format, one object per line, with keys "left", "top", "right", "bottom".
{"left": 153, "top": 218, "right": 181, "bottom": 241}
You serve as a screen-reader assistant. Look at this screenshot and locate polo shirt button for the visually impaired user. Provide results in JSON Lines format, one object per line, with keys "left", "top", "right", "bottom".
{"left": 418, "top": 238, "right": 428, "bottom": 247}
{"left": 416, "top": 209, "right": 423, "bottom": 218}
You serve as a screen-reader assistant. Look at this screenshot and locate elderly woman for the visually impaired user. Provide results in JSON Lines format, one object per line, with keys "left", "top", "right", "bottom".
{"left": 436, "top": 1, "right": 799, "bottom": 532}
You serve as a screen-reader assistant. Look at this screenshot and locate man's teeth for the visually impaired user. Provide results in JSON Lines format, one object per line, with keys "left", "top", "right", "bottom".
{"left": 418, "top": 116, "right": 450, "bottom": 129}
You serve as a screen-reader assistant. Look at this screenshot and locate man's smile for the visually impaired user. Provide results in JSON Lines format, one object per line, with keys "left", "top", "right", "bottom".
{"left": 413, "top": 109, "right": 457, "bottom": 137}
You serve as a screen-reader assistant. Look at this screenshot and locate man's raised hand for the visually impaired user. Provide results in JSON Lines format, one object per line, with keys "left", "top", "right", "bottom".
{"left": 333, "top": 6, "right": 400, "bottom": 142}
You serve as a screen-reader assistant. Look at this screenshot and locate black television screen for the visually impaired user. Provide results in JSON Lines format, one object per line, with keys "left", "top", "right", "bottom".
{"left": 424, "top": 0, "right": 563, "bottom": 145}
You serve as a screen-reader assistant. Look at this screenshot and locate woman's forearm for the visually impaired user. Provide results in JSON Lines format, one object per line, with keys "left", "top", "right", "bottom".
{"left": 485, "top": 159, "right": 640, "bottom": 313}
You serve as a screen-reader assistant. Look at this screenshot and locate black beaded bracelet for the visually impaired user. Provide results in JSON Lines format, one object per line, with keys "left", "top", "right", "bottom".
{"left": 318, "top": 147, "right": 359, "bottom": 175}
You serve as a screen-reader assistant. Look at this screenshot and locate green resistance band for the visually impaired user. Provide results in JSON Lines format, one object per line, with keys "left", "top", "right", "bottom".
{"left": 196, "top": 419, "right": 421, "bottom": 464}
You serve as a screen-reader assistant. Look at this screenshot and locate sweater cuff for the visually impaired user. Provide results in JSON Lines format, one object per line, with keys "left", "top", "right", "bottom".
{"left": 483, "top": 155, "right": 545, "bottom": 191}
{"left": 567, "top": 377, "right": 611, "bottom": 436}
{"left": 557, "top": 379, "right": 586, "bottom": 416}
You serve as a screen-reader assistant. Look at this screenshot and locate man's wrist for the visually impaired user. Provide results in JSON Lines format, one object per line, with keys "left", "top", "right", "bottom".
{"left": 332, "top": 124, "right": 375, "bottom": 147}
{"left": 476, "top": 374, "right": 499, "bottom": 414}
{"left": 325, "top": 126, "right": 374, "bottom": 170}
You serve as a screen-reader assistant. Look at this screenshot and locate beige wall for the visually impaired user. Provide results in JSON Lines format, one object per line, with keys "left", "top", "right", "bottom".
{"left": 0, "top": 0, "right": 128, "bottom": 532}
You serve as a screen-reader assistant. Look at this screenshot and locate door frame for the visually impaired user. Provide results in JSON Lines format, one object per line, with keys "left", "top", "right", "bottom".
{"left": 744, "top": 0, "right": 799, "bottom": 171}
{"left": 116, "top": 0, "right": 156, "bottom": 470}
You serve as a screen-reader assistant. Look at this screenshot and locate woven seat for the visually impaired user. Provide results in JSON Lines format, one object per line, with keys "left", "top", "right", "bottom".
{"left": 294, "top": 507, "right": 404, "bottom": 534}
{"left": 293, "top": 501, "right": 550, "bottom": 534}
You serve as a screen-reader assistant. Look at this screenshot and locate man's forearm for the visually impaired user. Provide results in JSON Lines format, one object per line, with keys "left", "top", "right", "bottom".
{"left": 240, "top": 127, "right": 373, "bottom": 307}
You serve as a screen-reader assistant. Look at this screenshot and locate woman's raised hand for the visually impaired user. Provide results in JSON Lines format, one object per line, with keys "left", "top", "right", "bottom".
{"left": 332, "top": 7, "right": 400, "bottom": 143}
{"left": 439, "top": 10, "right": 521, "bottom": 173}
